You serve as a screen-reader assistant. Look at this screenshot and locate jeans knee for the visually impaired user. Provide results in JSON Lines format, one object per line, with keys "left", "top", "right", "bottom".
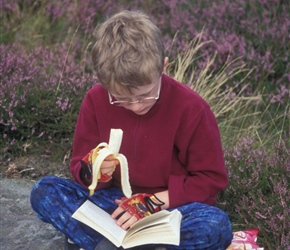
{"left": 30, "top": 176, "right": 55, "bottom": 213}
{"left": 214, "top": 209, "right": 233, "bottom": 248}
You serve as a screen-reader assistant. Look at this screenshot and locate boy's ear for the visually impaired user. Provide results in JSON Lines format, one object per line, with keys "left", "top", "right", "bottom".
{"left": 163, "top": 57, "right": 169, "bottom": 72}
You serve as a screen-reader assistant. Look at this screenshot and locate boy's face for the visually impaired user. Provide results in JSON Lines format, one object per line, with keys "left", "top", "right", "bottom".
{"left": 109, "top": 77, "right": 161, "bottom": 115}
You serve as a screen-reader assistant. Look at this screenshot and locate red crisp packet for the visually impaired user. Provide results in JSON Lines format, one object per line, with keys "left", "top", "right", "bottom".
{"left": 226, "top": 228, "right": 264, "bottom": 250}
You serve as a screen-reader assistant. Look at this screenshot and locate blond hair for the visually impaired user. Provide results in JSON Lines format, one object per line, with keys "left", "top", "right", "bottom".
{"left": 92, "top": 10, "right": 164, "bottom": 93}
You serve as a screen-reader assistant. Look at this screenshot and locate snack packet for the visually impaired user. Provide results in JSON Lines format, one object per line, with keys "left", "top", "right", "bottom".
{"left": 226, "top": 228, "right": 264, "bottom": 250}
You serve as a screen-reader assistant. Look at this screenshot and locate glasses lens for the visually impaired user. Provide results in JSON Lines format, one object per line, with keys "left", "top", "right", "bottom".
{"left": 113, "top": 101, "right": 130, "bottom": 106}
{"left": 140, "top": 97, "right": 156, "bottom": 103}
{"left": 109, "top": 81, "right": 160, "bottom": 106}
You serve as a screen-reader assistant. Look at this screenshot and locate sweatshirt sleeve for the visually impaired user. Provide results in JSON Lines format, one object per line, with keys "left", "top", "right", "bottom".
{"left": 69, "top": 92, "right": 111, "bottom": 189}
{"left": 168, "top": 104, "right": 228, "bottom": 207}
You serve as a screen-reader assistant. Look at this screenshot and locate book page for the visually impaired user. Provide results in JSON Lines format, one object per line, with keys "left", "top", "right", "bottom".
{"left": 72, "top": 200, "right": 182, "bottom": 249}
{"left": 123, "top": 209, "right": 182, "bottom": 248}
{"left": 127, "top": 210, "right": 170, "bottom": 236}
{"left": 72, "top": 200, "right": 127, "bottom": 247}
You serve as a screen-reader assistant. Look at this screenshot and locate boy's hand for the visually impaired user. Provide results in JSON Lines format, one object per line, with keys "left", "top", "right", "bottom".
{"left": 80, "top": 150, "right": 119, "bottom": 185}
{"left": 99, "top": 155, "right": 119, "bottom": 180}
{"left": 111, "top": 193, "right": 164, "bottom": 230}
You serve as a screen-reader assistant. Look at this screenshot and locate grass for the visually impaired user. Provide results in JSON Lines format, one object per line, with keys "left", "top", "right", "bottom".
{"left": 1, "top": 1, "right": 289, "bottom": 249}
{"left": 169, "top": 36, "right": 289, "bottom": 248}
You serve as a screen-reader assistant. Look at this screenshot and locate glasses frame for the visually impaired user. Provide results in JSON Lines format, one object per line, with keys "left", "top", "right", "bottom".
{"left": 108, "top": 81, "right": 161, "bottom": 106}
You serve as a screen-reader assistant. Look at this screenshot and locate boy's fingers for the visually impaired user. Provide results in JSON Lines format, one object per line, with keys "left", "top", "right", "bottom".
{"left": 111, "top": 206, "right": 125, "bottom": 219}
{"left": 114, "top": 199, "right": 122, "bottom": 205}
{"left": 104, "top": 154, "right": 119, "bottom": 165}
{"left": 121, "top": 215, "right": 138, "bottom": 230}
{"left": 101, "top": 160, "right": 118, "bottom": 169}
{"left": 116, "top": 211, "right": 131, "bottom": 227}
{"left": 104, "top": 155, "right": 116, "bottom": 161}
{"left": 101, "top": 169, "right": 114, "bottom": 176}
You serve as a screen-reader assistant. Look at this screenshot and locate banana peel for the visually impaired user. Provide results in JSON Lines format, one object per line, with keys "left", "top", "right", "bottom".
{"left": 88, "top": 129, "right": 132, "bottom": 198}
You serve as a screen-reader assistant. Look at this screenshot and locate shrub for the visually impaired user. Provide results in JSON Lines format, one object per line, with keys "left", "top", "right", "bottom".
{"left": 0, "top": 43, "right": 96, "bottom": 158}
{"left": 218, "top": 134, "right": 290, "bottom": 249}
{"left": 1, "top": 1, "right": 289, "bottom": 249}
{"left": 2, "top": 0, "right": 289, "bottom": 103}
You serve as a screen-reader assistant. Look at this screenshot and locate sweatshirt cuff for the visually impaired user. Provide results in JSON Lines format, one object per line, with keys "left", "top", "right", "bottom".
{"left": 168, "top": 175, "right": 217, "bottom": 207}
{"left": 73, "top": 164, "right": 112, "bottom": 190}
{"left": 168, "top": 175, "right": 189, "bottom": 208}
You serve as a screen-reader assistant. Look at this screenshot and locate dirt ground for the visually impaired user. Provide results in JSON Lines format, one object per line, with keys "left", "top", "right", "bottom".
{"left": 0, "top": 155, "right": 72, "bottom": 180}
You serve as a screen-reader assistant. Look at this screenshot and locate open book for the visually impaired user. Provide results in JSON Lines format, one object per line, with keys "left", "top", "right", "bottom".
{"left": 72, "top": 200, "right": 182, "bottom": 249}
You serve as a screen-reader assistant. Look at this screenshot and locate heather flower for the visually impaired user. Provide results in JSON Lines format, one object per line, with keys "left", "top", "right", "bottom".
{"left": 0, "top": 43, "right": 96, "bottom": 154}
{"left": 219, "top": 134, "right": 290, "bottom": 249}
{"left": 2, "top": 0, "right": 289, "bottom": 105}
{"left": 1, "top": 2, "right": 289, "bottom": 248}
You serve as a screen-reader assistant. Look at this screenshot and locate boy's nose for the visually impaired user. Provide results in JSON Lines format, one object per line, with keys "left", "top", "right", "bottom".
{"left": 125, "top": 102, "right": 144, "bottom": 113}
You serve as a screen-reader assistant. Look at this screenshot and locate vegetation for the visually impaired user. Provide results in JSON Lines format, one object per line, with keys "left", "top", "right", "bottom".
{"left": 1, "top": 0, "right": 289, "bottom": 249}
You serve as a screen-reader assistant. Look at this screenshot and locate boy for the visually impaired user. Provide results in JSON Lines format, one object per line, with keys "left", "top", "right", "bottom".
{"left": 31, "top": 10, "right": 232, "bottom": 250}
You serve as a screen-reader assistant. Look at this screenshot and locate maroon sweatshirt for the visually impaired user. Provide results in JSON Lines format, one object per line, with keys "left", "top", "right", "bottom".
{"left": 70, "top": 74, "right": 228, "bottom": 208}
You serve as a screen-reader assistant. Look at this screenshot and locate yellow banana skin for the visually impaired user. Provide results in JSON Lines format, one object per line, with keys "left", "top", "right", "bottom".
{"left": 88, "top": 129, "right": 132, "bottom": 198}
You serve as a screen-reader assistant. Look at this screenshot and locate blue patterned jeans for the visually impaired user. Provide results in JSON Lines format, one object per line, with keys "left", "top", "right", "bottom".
{"left": 30, "top": 176, "right": 232, "bottom": 250}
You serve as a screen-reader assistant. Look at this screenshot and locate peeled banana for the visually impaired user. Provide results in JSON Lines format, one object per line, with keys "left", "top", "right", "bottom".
{"left": 88, "top": 129, "right": 132, "bottom": 198}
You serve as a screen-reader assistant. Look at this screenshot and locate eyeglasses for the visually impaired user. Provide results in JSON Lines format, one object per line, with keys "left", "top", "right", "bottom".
{"left": 108, "top": 81, "right": 161, "bottom": 106}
